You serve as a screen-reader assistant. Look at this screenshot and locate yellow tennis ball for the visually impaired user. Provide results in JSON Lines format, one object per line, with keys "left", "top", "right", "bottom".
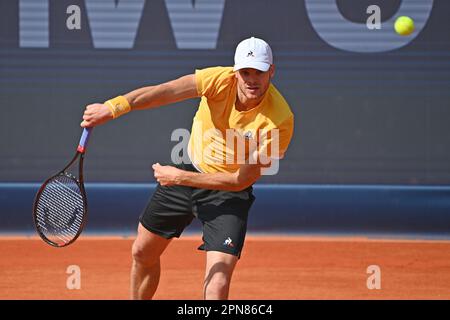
{"left": 395, "top": 16, "right": 415, "bottom": 36}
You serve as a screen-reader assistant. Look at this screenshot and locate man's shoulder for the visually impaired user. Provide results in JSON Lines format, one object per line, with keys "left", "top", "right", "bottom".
{"left": 264, "top": 84, "right": 294, "bottom": 125}
{"left": 195, "top": 66, "right": 235, "bottom": 98}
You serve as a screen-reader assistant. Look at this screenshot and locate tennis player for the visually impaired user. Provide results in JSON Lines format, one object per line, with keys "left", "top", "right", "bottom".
{"left": 81, "top": 37, "right": 294, "bottom": 300}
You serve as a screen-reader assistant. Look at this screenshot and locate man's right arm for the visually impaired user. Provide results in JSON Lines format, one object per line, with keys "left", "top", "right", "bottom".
{"left": 81, "top": 74, "right": 198, "bottom": 128}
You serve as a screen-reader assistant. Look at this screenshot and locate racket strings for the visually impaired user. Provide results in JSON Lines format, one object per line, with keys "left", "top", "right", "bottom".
{"left": 35, "top": 174, "right": 85, "bottom": 246}
{"left": 37, "top": 181, "right": 83, "bottom": 243}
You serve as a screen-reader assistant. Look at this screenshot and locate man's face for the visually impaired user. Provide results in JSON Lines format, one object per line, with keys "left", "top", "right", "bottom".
{"left": 235, "top": 65, "right": 275, "bottom": 101}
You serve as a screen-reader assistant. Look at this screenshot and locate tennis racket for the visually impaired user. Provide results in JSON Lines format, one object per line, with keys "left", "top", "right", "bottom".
{"left": 33, "top": 128, "right": 92, "bottom": 247}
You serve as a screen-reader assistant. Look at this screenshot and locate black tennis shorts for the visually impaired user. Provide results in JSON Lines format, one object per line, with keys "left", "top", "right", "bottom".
{"left": 139, "top": 162, "right": 255, "bottom": 257}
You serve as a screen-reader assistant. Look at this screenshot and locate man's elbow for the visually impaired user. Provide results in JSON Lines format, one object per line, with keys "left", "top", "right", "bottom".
{"left": 232, "top": 171, "right": 259, "bottom": 192}
{"left": 229, "top": 183, "right": 249, "bottom": 192}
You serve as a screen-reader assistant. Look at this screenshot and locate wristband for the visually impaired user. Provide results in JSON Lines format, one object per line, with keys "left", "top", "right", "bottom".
{"left": 104, "top": 96, "right": 131, "bottom": 119}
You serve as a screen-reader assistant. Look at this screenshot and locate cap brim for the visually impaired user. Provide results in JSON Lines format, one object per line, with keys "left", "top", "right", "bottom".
{"left": 233, "top": 61, "right": 271, "bottom": 72}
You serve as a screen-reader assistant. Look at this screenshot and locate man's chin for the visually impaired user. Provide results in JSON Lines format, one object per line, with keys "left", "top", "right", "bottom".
{"left": 245, "top": 91, "right": 262, "bottom": 100}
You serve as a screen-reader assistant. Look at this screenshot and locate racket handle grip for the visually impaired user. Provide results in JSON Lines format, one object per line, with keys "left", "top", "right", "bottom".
{"left": 77, "top": 127, "right": 92, "bottom": 153}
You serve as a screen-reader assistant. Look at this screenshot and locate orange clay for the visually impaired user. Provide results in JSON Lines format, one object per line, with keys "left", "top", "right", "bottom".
{"left": 0, "top": 236, "right": 449, "bottom": 299}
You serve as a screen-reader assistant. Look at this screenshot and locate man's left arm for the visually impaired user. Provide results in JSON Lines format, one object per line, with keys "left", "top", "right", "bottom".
{"left": 152, "top": 162, "right": 262, "bottom": 192}
{"left": 152, "top": 115, "right": 294, "bottom": 191}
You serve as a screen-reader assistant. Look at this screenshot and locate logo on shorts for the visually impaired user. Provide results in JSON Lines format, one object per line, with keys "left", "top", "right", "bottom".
{"left": 223, "top": 237, "right": 234, "bottom": 248}
{"left": 243, "top": 131, "right": 253, "bottom": 139}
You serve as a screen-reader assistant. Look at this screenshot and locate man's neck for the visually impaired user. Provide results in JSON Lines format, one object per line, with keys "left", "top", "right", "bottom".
{"left": 235, "top": 93, "right": 264, "bottom": 112}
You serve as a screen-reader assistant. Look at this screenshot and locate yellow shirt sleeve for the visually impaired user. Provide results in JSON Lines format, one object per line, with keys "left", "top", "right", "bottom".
{"left": 258, "top": 116, "right": 294, "bottom": 162}
{"left": 195, "top": 66, "right": 235, "bottom": 100}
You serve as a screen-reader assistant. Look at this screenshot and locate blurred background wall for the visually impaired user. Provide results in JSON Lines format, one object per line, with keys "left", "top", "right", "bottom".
{"left": 1, "top": 0, "right": 449, "bottom": 235}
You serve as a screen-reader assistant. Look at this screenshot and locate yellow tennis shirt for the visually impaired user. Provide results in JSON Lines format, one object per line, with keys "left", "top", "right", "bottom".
{"left": 188, "top": 66, "right": 294, "bottom": 174}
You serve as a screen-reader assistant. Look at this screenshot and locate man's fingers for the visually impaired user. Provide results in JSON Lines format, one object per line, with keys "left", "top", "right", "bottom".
{"left": 153, "top": 165, "right": 167, "bottom": 185}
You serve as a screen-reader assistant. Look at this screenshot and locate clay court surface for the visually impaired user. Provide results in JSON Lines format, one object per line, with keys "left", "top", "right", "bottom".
{"left": 1, "top": 235, "right": 449, "bottom": 300}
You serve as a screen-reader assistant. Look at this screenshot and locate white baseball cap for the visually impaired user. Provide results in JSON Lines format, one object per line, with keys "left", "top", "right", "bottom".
{"left": 233, "top": 37, "right": 273, "bottom": 72}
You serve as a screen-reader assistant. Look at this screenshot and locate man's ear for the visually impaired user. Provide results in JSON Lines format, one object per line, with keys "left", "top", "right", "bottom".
{"left": 269, "top": 64, "right": 275, "bottom": 79}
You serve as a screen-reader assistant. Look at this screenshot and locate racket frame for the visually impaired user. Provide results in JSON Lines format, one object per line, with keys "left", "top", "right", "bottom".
{"left": 32, "top": 128, "right": 91, "bottom": 248}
